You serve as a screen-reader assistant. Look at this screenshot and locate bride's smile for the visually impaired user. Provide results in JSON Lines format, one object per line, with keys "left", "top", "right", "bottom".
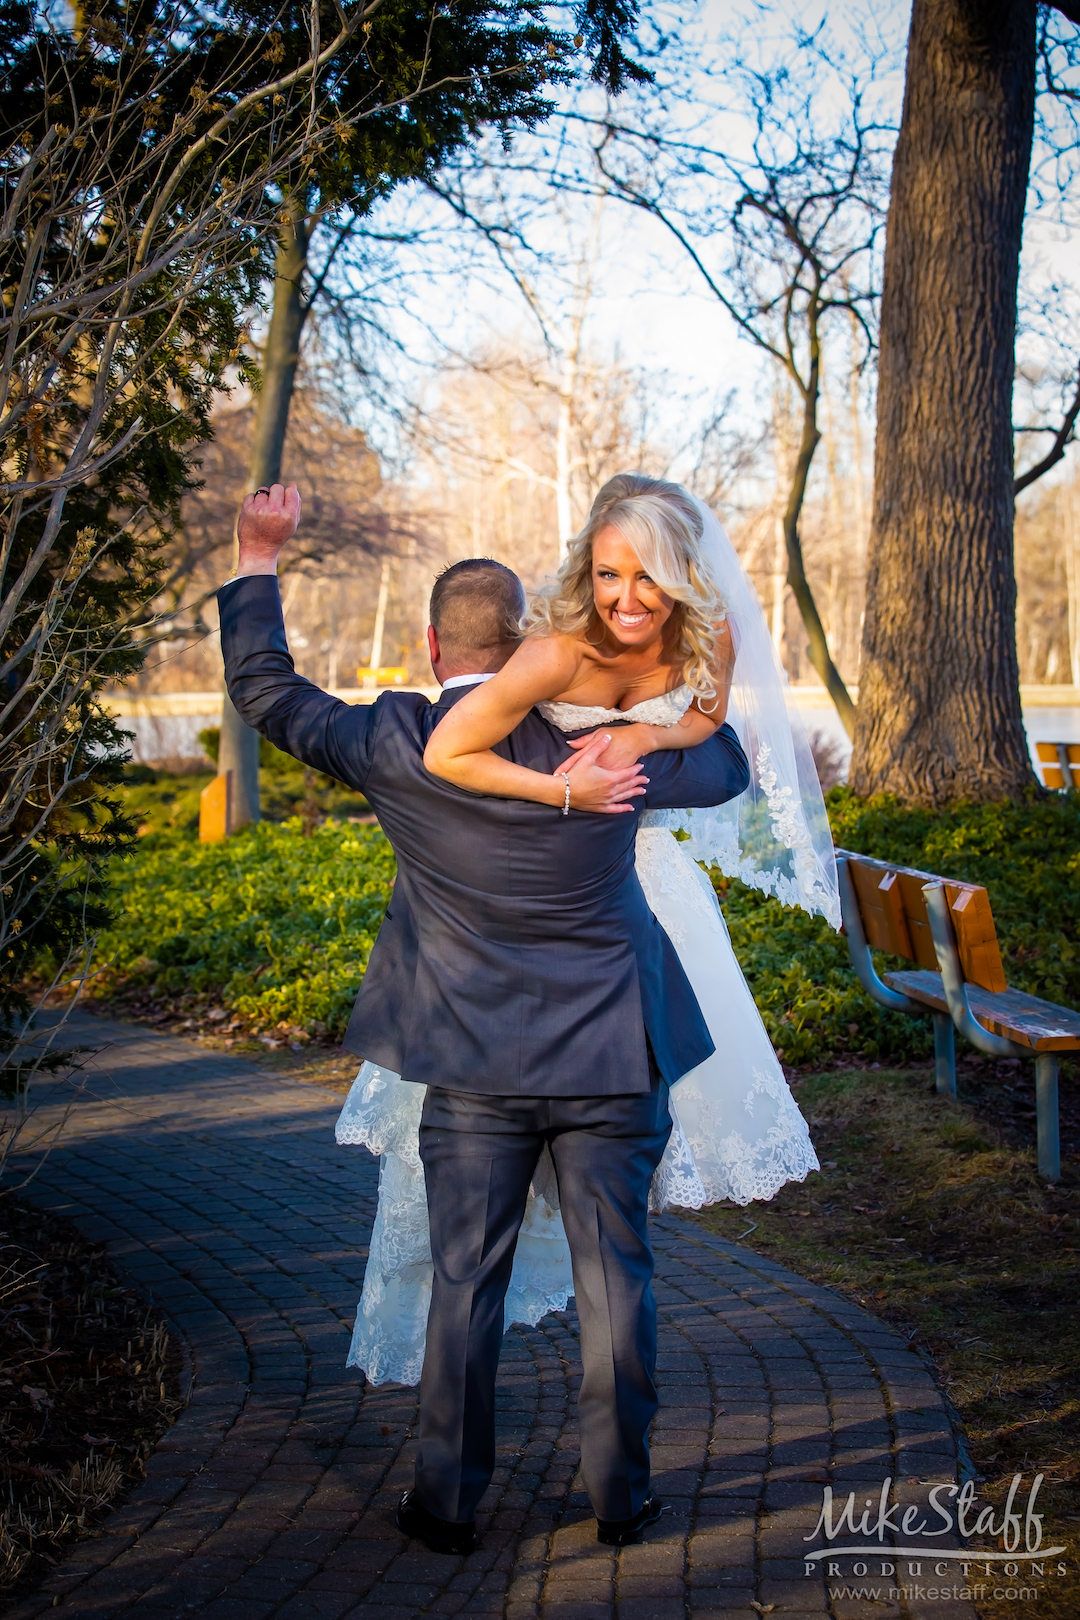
{"left": 591, "top": 527, "right": 675, "bottom": 651}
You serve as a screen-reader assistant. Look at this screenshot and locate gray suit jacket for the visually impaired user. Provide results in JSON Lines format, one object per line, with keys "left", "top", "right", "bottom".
{"left": 220, "top": 577, "right": 750, "bottom": 1097}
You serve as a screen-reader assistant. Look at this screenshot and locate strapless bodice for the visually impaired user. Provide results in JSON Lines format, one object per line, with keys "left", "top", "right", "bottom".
{"left": 538, "top": 683, "right": 694, "bottom": 732}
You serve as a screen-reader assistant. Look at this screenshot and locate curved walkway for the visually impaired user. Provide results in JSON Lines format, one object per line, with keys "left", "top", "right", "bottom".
{"left": 10, "top": 1014, "right": 976, "bottom": 1620}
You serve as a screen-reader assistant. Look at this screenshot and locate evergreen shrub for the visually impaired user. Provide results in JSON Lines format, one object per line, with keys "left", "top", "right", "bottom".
{"left": 90, "top": 787, "right": 1080, "bottom": 1061}
{"left": 93, "top": 820, "right": 394, "bottom": 1035}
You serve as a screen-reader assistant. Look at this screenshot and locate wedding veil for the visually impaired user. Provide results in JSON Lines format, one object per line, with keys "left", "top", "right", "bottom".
{"left": 656, "top": 493, "right": 841, "bottom": 930}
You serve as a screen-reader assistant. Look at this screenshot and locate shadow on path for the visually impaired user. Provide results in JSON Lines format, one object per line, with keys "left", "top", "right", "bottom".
{"left": 6, "top": 1012, "right": 977, "bottom": 1620}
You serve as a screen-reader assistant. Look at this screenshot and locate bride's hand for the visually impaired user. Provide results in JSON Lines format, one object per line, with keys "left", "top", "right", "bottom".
{"left": 559, "top": 724, "right": 650, "bottom": 774}
{"left": 557, "top": 731, "right": 649, "bottom": 814}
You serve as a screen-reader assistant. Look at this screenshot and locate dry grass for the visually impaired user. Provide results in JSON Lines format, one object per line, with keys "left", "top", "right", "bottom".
{"left": 692, "top": 1058, "right": 1080, "bottom": 1620}
{"left": 0, "top": 1199, "right": 184, "bottom": 1602}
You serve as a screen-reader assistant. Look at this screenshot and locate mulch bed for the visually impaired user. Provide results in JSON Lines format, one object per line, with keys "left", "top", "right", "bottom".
{"left": 0, "top": 1196, "right": 185, "bottom": 1604}
{"left": 85, "top": 983, "right": 328, "bottom": 1054}
{"left": 696, "top": 1056, "right": 1080, "bottom": 1620}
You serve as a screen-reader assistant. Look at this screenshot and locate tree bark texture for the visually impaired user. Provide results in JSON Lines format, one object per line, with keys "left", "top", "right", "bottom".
{"left": 218, "top": 694, "right": 261, "bottom": 828}
{"left": 850, "top": 0, "right": 1037, "bottom": 806}
{"left": 248, "top": 204, "right": 310, "bottom": 492}
{"left": 219, "top": 204, "right": 312, "bottom": 829}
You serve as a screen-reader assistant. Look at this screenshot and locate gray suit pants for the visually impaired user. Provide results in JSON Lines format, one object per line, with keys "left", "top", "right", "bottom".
{"left": 414, "top": 1079, "right": 672, "bottom": 1524}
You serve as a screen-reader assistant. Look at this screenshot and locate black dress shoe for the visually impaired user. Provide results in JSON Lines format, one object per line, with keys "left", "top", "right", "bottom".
{"left": 395, "top": 1489, "right": 478, "bottom": 1556}
{"left": 596, "top": 1492, "right": 664, "bottom": 1546}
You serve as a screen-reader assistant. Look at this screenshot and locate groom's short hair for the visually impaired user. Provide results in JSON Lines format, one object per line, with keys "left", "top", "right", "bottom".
{"left": 429, "top": 559, "right": 525, "bottom": 663}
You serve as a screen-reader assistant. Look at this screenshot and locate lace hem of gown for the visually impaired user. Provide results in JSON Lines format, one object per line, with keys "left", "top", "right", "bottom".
{"left": 337, "top": 1066, "right": 574, "bottom": 1386}
{"left": 633, "top": 825, "right": 819, "bottom": 1205}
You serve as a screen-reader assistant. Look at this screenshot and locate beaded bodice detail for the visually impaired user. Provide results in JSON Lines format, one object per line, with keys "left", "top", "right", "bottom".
{"left": 538, "top": 683, "right": 695, "bottom": 732}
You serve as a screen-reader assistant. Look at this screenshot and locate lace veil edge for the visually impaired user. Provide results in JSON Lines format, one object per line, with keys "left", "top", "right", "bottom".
{"left": 660, "top": 494, "right": 841, "bottom": 931}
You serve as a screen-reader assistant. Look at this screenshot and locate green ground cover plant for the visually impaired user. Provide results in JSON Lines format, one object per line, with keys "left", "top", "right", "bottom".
{"left": 89, "top": 815, "right": 394, "bottom": 1039}
{"left": 86, "top": 775, "right": 1080, "bottom": 1060}
{"left": 119, "top": 753, "right": 372, "bottom": 837}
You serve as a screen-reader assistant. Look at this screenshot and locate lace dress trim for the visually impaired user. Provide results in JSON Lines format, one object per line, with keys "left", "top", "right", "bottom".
{"left": 538, "top": 685, "right": 695, "bottom": 731}
{"left": 337, "top": 1066, "right": 575, "bottom": 1385}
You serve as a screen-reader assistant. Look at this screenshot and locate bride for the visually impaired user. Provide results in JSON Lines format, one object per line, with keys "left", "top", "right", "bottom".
{"left": 336, "top": 474, "right": 840, "bottom": 1387}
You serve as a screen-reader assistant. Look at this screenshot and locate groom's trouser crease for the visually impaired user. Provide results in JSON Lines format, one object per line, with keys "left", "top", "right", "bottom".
{"left": 415, "top": 1080, "right": 671, "bottom": 1526}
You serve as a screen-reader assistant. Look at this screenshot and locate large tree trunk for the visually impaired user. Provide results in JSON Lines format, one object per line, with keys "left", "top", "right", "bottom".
{"left": 219, "top": 203, "right": 311, "bottom": 828}
{"left": 850, "top": 0, "right": 1037, "bottom": 805}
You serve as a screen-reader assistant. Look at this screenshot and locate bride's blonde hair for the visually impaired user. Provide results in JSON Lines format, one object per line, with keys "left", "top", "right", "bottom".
{"left": 524, "top": 473, "right": 725, "bottom": 704}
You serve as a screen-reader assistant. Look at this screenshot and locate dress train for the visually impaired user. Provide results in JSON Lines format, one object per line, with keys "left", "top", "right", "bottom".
{"left": 335, "top": 820, "right": 818, "bottom": 1386}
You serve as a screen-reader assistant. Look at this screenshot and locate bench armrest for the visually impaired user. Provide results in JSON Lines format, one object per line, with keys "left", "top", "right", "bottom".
{"left": 921, "top": 883, "right": 1028, "bottom": 1059}
{"left": 837, "top": 855, "right": 920, "bottom": 1013}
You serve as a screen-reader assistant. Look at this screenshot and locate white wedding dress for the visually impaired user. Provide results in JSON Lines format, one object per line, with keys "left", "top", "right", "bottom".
{"left": 336, "top": 684, "right": 820, "bottom": 1387}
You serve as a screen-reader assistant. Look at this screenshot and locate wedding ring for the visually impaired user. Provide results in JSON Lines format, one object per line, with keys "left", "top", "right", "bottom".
{"left": 254, "top": 486, "right": 271, "bottom": 496}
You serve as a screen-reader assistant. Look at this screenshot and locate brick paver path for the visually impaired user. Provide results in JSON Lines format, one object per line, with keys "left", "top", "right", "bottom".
{"left": 9, "top": 1014, "right": 978, "bottom": 1620}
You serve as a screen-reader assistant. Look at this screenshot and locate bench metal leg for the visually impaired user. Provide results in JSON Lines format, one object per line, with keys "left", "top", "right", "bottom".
{"left": 933, "top": 1011, "right": 956, "bottom": 1096}
{"left": 1035, "top": 1054, "right": 1061, "bottom": 1182}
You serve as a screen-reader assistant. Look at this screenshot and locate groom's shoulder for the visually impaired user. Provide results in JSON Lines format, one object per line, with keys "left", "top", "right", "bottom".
{"left": 363, "top": 691, "right": 564, "bottom": 773}
{"left": 356, "top": 688, "right": 448, "bottom": 757}
{"left": 366, "top": 690, "right": 554, "bottom": 735}
{"left": 370, "top": 689, "right": 434, "bottom": 714}
{"left": 364, "top": 688, "right": 433, "bottom": 733}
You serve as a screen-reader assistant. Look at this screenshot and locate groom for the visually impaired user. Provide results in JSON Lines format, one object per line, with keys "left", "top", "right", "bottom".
{"left": 219, "top": 483, "right": 750, "bottom": 1555}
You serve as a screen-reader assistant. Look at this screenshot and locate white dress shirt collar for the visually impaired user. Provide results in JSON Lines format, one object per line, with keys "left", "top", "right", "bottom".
{"left": 442, "top": 673, "right": 497, "bottom": 690}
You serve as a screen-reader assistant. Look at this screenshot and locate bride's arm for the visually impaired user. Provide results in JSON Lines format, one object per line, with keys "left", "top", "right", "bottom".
{"left": 423, "top": 636, "right": 649, "bottom": 813}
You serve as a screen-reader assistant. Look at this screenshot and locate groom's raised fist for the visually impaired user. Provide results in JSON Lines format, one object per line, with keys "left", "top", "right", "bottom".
{"left": 236, "top": 482, "right": 302, "bottom": 575}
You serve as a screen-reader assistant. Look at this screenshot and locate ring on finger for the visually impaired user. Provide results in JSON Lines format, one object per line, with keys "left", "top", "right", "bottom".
{"left": 254, "top": 486, "right": 271, "bottom": 496}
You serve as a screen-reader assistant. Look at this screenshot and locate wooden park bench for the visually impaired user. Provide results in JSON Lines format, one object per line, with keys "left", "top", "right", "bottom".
{"left": 835, "top": 850, "right": 1080, "bottom": 1181}
{"left": 1034, "top": 741, "right": 1080, "bottom": 790}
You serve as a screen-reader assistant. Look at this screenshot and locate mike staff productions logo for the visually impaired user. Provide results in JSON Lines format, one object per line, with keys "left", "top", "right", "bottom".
{"left": 801, "top": 1474, "right": 1069, "bottom": 1605}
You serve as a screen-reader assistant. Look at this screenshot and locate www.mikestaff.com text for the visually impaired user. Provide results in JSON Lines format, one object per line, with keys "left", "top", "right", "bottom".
{"left": 830, "top": 1584, "right": 1040, "bottom": 1604}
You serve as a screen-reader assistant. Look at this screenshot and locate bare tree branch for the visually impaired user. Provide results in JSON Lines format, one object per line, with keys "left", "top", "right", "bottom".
{"left": 1014, "top": 362, "right": 1080, "bottom": 493}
